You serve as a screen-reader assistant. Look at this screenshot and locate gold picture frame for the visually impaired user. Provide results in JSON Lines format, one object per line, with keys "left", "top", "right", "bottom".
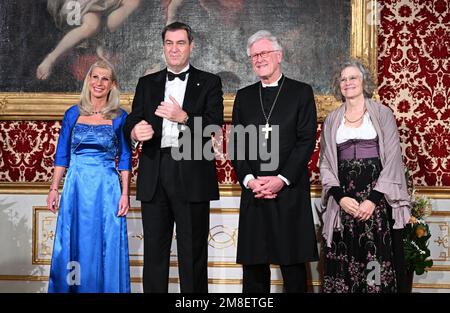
{"left": 0, "top": 0, "right": 377, "bottom": 122}
{"left": 7, "top": 1, "right": 446, "bottom": 199}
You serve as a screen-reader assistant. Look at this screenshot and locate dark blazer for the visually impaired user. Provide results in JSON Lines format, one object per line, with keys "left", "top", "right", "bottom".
{"left": 231, "top": 76, "right": 319, "bottom": 264}
{"left": 124, "top": 66, "right": 224, "bottom": 202}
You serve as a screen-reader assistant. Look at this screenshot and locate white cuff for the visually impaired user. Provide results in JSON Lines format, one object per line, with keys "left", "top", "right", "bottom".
{"left": 243, "top": 174, "right": 255, "bottom": 189}
{"left": 277, "top": 174, "right": 290, "bottom": 186}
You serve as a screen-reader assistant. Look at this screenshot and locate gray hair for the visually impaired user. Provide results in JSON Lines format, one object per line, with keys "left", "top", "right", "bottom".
{"left": 246, "top": 30, "right": 282, "bottom": 57}
{"left": 332, "top": 59, "right": 376, "bottom": 102}
{"left": 78, "top": 60, "right": 120, "bottom": 119}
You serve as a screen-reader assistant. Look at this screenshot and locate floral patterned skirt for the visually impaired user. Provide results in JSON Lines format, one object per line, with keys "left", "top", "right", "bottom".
{"left": 323, "top": 157, "right": 397, "bottom": 293}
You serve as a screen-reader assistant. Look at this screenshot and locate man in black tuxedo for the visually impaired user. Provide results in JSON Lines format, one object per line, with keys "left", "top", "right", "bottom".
{"left": 231, "top": 30, "right": 318, "bottom": 293}
{"left": 124, "top": 22, "right": 223, "bottom": 293}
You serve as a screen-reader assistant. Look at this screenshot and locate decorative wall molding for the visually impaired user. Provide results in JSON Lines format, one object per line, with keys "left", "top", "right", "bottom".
{"left": 3, "top": 182, "right": 449, "bottom": 199}
{"left": 32, "top": 206, "right": 242, "bottom": 267}
{"left": 0, "top": 93, "right": 341, "bottom": 123}
{"left": 2, "top": 275, "right": 449, "bottom": 290}
{"left": 0, "top": 275, "right": 48, "bottom": 282}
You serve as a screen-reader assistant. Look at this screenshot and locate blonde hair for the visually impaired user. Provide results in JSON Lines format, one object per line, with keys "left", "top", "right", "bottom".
{"left": 78, "top": 60, "right": 120, "bottom": 119}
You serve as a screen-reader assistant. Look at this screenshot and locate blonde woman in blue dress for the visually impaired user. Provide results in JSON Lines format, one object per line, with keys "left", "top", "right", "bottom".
{"left": 46, "top": 60, "right": 131, "bottom": 292}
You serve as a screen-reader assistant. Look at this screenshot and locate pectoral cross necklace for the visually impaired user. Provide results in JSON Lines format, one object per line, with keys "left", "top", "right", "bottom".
{"left": 259, "top": 76, "right": 285, "bottom": 140}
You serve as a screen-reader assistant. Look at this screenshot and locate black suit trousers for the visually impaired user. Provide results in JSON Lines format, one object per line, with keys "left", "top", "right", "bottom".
{"left": 242, "top": 263, "right": 307, "bottom": 293}
{"left": 141, "top": 150, "right": 210, "bottom": 293}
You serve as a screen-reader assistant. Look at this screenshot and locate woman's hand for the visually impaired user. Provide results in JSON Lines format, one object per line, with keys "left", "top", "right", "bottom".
{"left": 117, "top": 195, "right": 130, "bottom": 216}
{"left": 356, "top": 200, "right": 376, "bottom": 221}
{"left": 47, "top": 190, "right": 59, "bottom": 213}
{"left": 339, "top": 196, "right": 359, "bottom": 217}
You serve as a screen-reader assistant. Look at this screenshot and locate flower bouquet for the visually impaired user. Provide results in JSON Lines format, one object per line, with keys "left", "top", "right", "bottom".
{"left": 404, "top": 191, "right": 433, "bottom": 275}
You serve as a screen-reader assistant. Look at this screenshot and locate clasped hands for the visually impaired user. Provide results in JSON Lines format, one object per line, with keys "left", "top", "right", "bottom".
{"left": 131, "top": 95, "right": 187, "bottom": 142}
{"left": 339, "top": 197, "right": 375, "bottom": 221}
{"left": 248, "top": 176, "right": 285, "bottom": 199}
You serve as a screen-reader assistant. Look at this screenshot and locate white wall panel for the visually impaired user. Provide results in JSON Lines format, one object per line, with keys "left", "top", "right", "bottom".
{"left": 0, "top": 194, "right": 448, "bottom": 292}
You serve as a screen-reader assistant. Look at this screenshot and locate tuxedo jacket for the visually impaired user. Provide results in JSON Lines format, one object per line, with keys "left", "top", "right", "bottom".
{"left": 124, "top": 66, "right": 224, "bottom": 202}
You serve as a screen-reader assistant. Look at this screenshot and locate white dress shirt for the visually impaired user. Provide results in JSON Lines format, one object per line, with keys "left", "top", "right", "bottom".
{"left": 161, "top": 64, "right": 190, "bottom": 148}
{"left": 336, "top": 112, "right": 377, "bottom": 144}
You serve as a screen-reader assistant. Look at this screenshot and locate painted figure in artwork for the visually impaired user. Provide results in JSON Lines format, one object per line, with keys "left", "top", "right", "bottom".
{"left": 37, "top": 0, "right": 141, "bottom": 80}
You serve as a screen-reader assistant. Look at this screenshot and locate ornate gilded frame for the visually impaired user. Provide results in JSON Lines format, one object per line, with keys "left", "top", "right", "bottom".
{"left": 4, "top": 1, "right": 444, "bottom": 198}
{"left": 0, "top": 0, "right": 376, "bottom": 122}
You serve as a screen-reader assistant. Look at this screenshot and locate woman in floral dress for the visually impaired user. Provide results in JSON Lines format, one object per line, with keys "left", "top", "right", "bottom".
{"left": 320, "top": 59, "right": 411, "bottom": 293}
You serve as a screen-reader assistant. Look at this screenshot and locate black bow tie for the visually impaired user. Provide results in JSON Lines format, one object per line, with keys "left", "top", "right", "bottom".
{"left": 167, "top": 70, "right": 189, "bottom": 81}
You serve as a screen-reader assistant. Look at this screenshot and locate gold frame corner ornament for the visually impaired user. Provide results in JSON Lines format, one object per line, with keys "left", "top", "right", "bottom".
{"left": 0, "top": 0, "right": 377, "bottom": 122}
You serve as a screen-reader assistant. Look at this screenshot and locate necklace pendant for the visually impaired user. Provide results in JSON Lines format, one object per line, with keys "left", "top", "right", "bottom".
{"left": 262, "top": 123, "right": 272, "bottom": 140}
{"left": 258, "top": 76, "right": 285, "bottom": 142}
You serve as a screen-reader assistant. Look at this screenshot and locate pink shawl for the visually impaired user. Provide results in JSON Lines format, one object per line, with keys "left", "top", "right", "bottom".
{"left": 320, "top": 99, "right": 411, "bottom": 247}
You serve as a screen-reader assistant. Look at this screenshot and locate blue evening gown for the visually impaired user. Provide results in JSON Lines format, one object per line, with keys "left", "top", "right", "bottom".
{"left": 48, "top": 123, "right": 130, "bottom": 293}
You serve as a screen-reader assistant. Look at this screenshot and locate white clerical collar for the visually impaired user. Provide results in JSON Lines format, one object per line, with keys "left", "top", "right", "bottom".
{"left": 261, "top": 74, "right": 283, "bottom": 88}
{"left": 167, "top": 64, "right": 190, "bottom": 74}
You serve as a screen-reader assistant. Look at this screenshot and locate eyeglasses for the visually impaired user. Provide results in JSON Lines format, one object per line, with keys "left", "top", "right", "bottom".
{"left": 250, "top": 50, "right": 278, "bottom": 61}
{"left": 340, "top": 75, "right": 361, "bottom": 83}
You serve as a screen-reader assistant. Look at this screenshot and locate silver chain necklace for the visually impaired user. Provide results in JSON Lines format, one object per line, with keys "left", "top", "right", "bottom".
{"left": 258, "top": 76, "right": 285, "bottom": 140}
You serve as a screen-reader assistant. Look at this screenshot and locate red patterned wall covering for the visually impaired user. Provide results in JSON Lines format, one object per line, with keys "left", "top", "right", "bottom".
{"left": 0, "top": 121, "right": 321, "bottom": 185}
{"left": 0, "top": 121, "right": 141, "bottom": 183}
{"left": 379, "top": 0, "right": 450, "bottom": 186}
{"left": 0, "top": 121, "right": 57, "bottom": 182}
